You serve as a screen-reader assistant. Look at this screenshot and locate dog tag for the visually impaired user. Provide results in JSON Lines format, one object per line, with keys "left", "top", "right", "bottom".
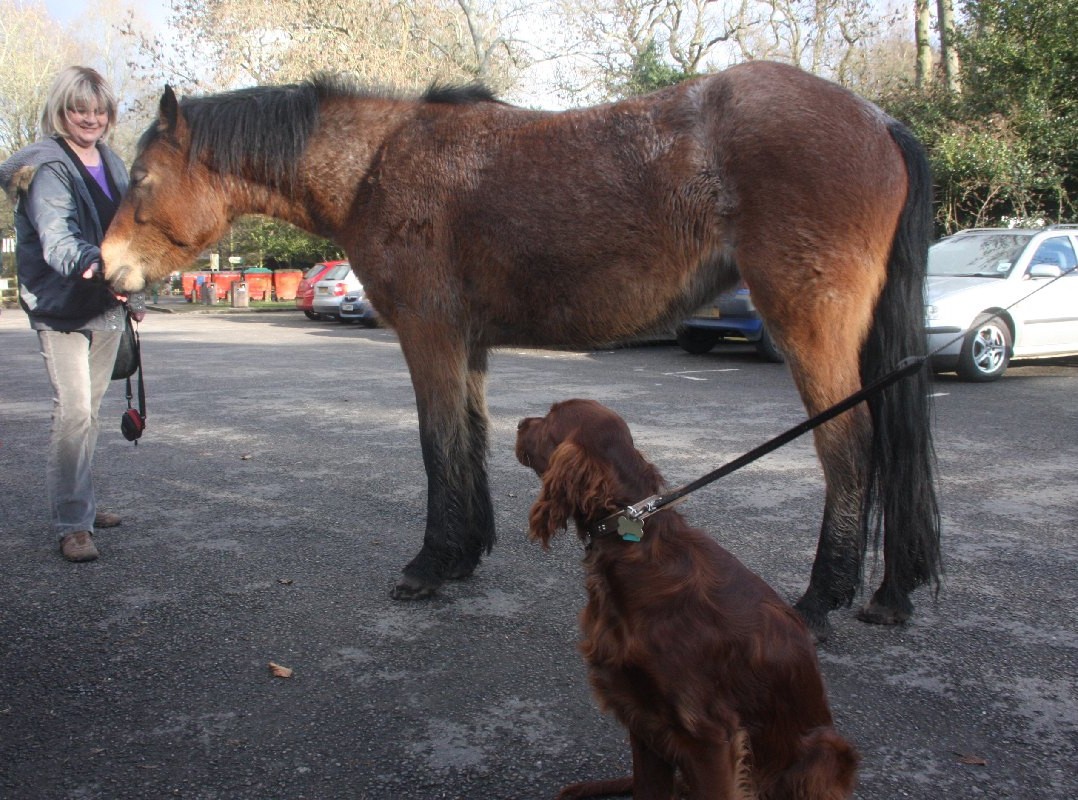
{"left": 617, "top": 516, "right": 644, "bottom": 542}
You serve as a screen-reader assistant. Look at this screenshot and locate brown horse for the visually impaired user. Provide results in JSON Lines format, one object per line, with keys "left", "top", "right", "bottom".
{"left": 101, "top": 60, "right": 940, "bottom": 639}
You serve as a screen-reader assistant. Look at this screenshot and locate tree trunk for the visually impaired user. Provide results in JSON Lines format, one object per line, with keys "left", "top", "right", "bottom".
{"left": 937, "top": 0, "right": 962, "bottom": 93}
{"left": 915, "top": 0, "right": 932, "bottom": 89}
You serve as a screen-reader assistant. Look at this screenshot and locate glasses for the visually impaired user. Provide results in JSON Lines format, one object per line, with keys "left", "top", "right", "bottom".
{"left": 66, "top": 107, "right": 108, "bottom": 119}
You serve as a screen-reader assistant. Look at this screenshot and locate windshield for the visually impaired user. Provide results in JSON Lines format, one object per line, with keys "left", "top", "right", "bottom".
{"left": 322, "top": 264, "right": 352, "bottom": 281}
{"left": 927, "top": 233, "right": 1033, "bottom": 278}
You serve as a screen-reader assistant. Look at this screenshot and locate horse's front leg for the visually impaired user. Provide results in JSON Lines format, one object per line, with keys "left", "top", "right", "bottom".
{"left": 391, "top": 332, "right": 495, "bottom": 600}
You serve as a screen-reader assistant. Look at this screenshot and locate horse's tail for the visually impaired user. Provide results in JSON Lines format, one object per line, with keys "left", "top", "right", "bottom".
{"left": 859, "top": 120, "right": 942, "bottom": 611}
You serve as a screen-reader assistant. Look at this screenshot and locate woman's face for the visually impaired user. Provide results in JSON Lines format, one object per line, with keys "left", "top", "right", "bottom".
{"left": 64, "top": 103, "right": 108, "bottom": 149}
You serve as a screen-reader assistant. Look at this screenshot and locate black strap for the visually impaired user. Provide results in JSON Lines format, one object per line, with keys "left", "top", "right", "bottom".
{"left": 588, "top": 355, "right": 927, "bottom": 541}
{"left": 588, "top": 259, "right": 1078, "bottom": 544}
{"left": 124, "top": 318, "right": 146, "bottom": 443}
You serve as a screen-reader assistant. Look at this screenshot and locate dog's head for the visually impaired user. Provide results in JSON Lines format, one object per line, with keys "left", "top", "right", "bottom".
{"left": 515, "top": 399, "right": 664, "bottom": 546}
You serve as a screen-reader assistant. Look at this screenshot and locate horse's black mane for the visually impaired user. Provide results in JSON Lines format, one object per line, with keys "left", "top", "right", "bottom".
{"left": 144, "top": 74, "right": 500, "bottom": 191}
{"left": 422, "top": 83, "right": 501, "bottom": 105}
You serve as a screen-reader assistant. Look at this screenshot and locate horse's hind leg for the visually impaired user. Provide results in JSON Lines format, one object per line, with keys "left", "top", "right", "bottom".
{"left": 792, "top": 399, "right": 872, "bottom": 642}
{"left": 762, "top": 297, "right": 877, "bottom": 641}
{"left": 391, "top": 327, "right": 496, "bottom": 599}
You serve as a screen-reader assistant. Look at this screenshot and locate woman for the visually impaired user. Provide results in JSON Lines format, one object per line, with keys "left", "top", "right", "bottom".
{"left": 0, "top": 66, "right": 137, "bottom": 562}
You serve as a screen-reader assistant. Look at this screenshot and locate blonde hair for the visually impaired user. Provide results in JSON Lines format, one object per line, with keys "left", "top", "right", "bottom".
{"left": 40, "top": 66, "right": 117, "bottom": 140}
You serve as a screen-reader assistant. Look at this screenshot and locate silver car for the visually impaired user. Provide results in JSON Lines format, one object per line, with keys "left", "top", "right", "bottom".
{"left": 311, "top": 262, "right": 361, "bottom": 320}
{"left": 926, "top": 225, "right": 1078, "bottom": 381}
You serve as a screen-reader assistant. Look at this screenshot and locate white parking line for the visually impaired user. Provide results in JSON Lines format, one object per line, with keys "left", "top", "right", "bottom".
{"left": 661, "top": 369, "right": 741, "bottom": 381}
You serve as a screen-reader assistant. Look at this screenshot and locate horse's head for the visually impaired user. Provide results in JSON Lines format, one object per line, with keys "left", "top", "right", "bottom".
{"left": 102, "top": 86, "right": 233, "bottom": 292}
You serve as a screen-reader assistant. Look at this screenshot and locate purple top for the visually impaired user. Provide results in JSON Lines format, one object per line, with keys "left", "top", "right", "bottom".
{"left": 85, "top": 160, "right": 112, "bottom": 199}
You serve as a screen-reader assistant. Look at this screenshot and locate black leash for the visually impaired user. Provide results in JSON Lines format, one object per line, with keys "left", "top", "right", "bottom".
{"left": 589, "top": 259, "right": 1078, "bottom": 543}
{"left": 588, "top": 355, "right": 926, "bottom": 542}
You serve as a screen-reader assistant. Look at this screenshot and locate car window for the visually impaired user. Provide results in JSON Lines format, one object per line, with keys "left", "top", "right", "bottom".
{"left": 927, "top": 233, "right": 1033, "bottom": 278}
{"left": 322, "top": 264, "right": 352, "bottom": 280}
{"left": 1027, "top": 237, "right": 1077, "bottom": 275}
{"left": 305, "top": 264, "right": 328, "bottom": 279}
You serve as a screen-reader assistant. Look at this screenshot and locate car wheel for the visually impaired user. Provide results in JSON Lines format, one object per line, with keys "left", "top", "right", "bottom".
{"left": 755, "top": 326, "right": 785, "bottom": 363}
{"left": 956, "top": 314, "right": 1011, "bottom": 381}
{"left": 676, "top": 326, "right": 721, "bottom": 354}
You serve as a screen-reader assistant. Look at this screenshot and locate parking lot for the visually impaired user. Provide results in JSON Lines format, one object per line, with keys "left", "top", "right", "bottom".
{"left": 1, "top": 306, "right": 1075, "bottom": 799}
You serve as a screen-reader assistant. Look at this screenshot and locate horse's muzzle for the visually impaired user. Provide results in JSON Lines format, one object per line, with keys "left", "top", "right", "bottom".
{"left": 106, "top": 264, "right": 143, "bottom": 294}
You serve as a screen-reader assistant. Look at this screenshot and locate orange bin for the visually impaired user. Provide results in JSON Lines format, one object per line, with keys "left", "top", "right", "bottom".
{"left": 273, "top": 270, "right": 303, "bottom": 301}
{"left": 238, "top": 271, "right": 271, "bottom": 300}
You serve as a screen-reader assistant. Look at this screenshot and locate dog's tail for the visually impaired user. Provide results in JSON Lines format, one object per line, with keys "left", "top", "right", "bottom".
{"left": 774, "top": 727, "right": 859, "bottom": 799}
{"left": 554, "top": 776, "right": 633, "bottom": 799}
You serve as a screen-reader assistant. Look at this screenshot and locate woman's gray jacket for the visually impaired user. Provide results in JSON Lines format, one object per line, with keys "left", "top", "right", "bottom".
{"left": 0, "top": 137, "right": 129, "bottom": 331}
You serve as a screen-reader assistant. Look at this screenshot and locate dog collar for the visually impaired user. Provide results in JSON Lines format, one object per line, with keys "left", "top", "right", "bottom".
{"left": 586, "top": 494, "right": 664, "bottom": 544}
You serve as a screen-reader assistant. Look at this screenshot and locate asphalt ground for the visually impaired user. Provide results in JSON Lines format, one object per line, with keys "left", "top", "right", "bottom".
{"left": 0, "top": 302, "right": 1075, "bottom": 799}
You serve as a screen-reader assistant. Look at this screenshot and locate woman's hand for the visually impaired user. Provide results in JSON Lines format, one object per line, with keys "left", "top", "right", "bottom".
{"left": 85, "top": 261, "right": 142, "bottom": 317}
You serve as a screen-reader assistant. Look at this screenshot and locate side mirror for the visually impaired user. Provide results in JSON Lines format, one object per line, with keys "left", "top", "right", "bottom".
{"left": 1028, "top": 263, "right": 1063, "bottom": 279}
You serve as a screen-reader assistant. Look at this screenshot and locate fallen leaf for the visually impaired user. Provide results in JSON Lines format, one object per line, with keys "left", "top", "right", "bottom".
{"left": 268, "top": 662, "right": 294, "bottom": 679}
{"left": 954, "top": 752, "right": 987, "bottom": 766}
{"left": 278, "top": 578, "right": 294, "bottom": 586}
{"left": 240, "top": 453, "right": 253, "bottom": 460}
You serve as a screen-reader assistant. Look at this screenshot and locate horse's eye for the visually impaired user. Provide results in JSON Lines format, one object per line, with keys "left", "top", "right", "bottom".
{"left": 130, "top": 166, "right": 149, "bottom": 187}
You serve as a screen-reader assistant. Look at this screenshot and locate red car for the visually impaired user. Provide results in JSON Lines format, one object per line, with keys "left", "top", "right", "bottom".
{"left": 295, "top": 260, "right": 346, "bottom": 319}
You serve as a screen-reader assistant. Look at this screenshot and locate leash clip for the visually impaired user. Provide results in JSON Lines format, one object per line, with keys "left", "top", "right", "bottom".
{"left": 589, "top": 494, "right": 664, "bottom": 543}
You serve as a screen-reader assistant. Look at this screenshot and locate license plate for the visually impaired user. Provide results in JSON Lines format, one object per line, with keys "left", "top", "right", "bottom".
{"left": 341, "top": 304, "right": 354, "bottom": 311}
{"left": 697, "top": 307, "right": 722, "bottom": 318}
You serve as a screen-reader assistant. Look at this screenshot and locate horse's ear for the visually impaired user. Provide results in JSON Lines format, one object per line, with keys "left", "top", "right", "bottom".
{"left": 157, "top": 85, "right": 180, "bottom": 135}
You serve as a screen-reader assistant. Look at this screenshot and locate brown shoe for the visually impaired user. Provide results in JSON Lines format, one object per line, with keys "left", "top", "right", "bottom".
{"left": 61, "top": 531, "right": 99, "bottom": 562}
{"left": 94, "top": 511, "right": 122, "bottom": 528}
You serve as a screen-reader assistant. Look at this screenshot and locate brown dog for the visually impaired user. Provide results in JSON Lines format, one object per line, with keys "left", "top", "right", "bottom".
{"left": 516, "top": 399, "right": 858, "bottom": 800}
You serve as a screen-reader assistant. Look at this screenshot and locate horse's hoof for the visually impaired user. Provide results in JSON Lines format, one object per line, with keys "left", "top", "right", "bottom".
{"left": 856, "top": 600, "right": 910, "bottom": 626}
{"left": 793, "top": 601, "right": 832, "bottom": 644}
{"left": 446, "top": 555, "right": 480, "bottom": 581}
{"left": 390, "top": 574, "right": 439, "bottom": 601}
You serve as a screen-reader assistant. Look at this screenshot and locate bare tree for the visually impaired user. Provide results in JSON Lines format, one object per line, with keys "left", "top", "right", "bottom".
{"left": 734, "top": 0, "right": 888, "bottom": 79}
{"left": 552, "top": 0, "right": 751, "bottom": 102}
{"left": 551, "top": 0, "right": 909, "bottom": 103}
{"left": 0, "top": 1, "right": 80, "bottom": 156}
{"left": 125, "top": 0, "right": 527, "bottom": 97}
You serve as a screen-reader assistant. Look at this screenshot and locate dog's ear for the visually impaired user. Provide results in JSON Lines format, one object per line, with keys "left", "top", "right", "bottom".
{"left": 528, "top": 439, "right": 618, "bottom": 547}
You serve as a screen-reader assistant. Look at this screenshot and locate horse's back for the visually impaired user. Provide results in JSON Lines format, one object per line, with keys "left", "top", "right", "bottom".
{"left": 356, "top": 62, "right": 910, "bottom": 347}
